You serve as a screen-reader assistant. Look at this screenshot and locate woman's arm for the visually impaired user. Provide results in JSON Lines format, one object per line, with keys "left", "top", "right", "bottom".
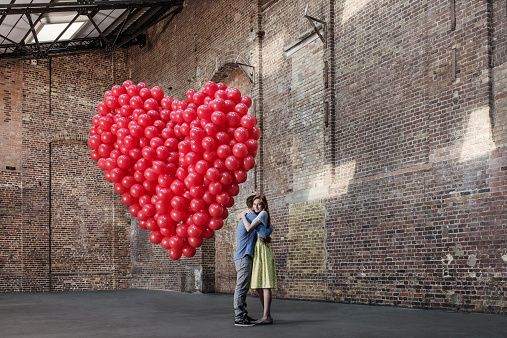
{"left": 241, "top": 213, "right": 261, "bottom": 232}
{"left": 242, "top": 210, "right": 268, "bottom": 232}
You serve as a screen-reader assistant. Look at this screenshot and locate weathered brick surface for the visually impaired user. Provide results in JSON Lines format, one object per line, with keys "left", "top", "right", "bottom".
{"left": 0, "top": 61, "right": 22, "bottom": 172}
{"left": 0, "top": 0, "right": 505, "bottom": 314}
{"left": 0, "top": 52, "right": 130, "bottom": 291}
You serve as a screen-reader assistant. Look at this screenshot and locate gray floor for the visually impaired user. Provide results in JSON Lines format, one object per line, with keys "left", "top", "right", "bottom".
{"left": 0, "top": 289, "right": 506, "bottom": 338}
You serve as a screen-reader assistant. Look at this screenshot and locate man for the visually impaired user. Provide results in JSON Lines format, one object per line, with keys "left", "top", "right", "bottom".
{"left": 233, "top": 194, "right": 258, "bottom": 327}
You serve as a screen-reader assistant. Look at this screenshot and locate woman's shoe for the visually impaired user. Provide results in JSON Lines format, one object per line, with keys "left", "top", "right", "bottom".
{"left": 255, "top": 318, "right": 273, "bottom": 325}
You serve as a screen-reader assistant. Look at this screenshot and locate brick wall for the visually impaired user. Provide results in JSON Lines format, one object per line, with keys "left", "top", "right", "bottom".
{"left": 0, "top": 52, "right": 131, "bottom": 291}
{"left": 0, "top": 0, "right": 505, "bottom": 314}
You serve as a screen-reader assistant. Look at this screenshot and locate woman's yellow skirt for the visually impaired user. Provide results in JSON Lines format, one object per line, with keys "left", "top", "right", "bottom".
{"left": 250, "top": 239, "right": 277, "bottom": 289}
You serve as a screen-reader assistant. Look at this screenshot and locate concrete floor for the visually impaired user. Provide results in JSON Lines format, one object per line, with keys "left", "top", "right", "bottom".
{"left": 0, "top": 289, "right": 506, "bottom": 338}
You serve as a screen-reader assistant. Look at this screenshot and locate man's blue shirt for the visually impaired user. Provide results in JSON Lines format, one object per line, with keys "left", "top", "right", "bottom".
{"left": 234, "top": 211, "right": 257, "bottom": 261}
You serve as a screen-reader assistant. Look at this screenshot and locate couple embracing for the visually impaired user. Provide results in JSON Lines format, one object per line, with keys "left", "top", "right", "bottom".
{"left": 233, "top": 194, "right": 277, "bottom": 327}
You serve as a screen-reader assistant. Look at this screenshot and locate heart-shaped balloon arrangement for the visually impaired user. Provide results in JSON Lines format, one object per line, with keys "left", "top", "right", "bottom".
{"left": 87, "top": 80, "right": 259, "bottom": 260}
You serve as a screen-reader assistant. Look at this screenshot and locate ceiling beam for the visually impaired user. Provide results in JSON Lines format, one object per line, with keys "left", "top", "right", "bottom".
{"left": 0, "top": 1, "right": 183, "bottom": 15}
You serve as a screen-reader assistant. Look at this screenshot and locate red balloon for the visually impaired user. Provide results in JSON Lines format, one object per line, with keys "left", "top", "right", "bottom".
{"left": 114, "top": 183, "right": 126, "bottom": 194}
{"left": 194, "top": 160, "right": 209, "bottom": 175}
{"left": 226, "top": 112, "right": 241, "bottom": 127}
{"left": 130, "top": 204, "right": 141, "bottom": 217}
{"left": 190, "top": 185, "right": 205, "bottom": 198}
{"left": 216, "top": 192, "right": 230, "bottom": 206}
{"left": 250, "top": 127, "right": 261, "bottom": 140}
{"left": 226, "top": 88, "right": 241, "bottom": 103}
{"left": 208, "top": 182, "right": 223, "bottom": 195}
{"left": 216, "top": 145, "right": 231, "bottom": 159}
{"left": 214, "top": 89, "right": 227, "bottom": 99}
{"left": 161, "top": 237, "right": 172, "bottom": 249}
{"left": 190, "top": 198, "right": 205, "bottom": 212}
{"left": 139, "top": 87, "right": 151, "bottom": 100}
{"left": 226, "top": 183, "right": 240, "bottom": 196}
{"left": 211, "top": 111, "right": 226, "bottom": 126}
{"left": 170, "top": 180, "right": 185, "bottom": 195}
{"left": 157, "top": 214, "right": 174, "bottom": 228}
{"left": 241, "top": 96, "right": 252, "bottom": 107}
{"left": 160, "top": 226, "right": 175, "bottom": 238}
{"left": 223, "top": 99, "right": 236, "bottom": 113}
{"left": 241, "top": 115, "right": 257, "bottom": 129}
{"left": 170, "top": 195, "right": 188, "bottom": 210}
{"left": 233, "top": 127, "right": 249, "bottom": 143}
{"left": 216, "top": 131, "right": 230, "bottom": 144}
{"left": 130, "top": 96, "right": 144, "bottom": 109}
{"left": 138, "top": 195, "right": 151, "bottom": 207}
{"left": 121, "top": 193, "right": 134, "bottom": 206}
{"left": 117, "top": 155, "right": 131, "bottom": 169}
{"left": 158, "top": 174, "right": 172, "bottom": 188}
{"left": 202, "top": 227, "right": 214, "bottom": 239}
{"left": 203, "top": 151, "right": 217, "bottom": 162}
{"left": 204, "top": 123, "right": 218, "bottom": 136}
{"left": 146, "top": 218, "right": 159, "bottom": 231}
{"left": 187, "top": 224, "right": 203, "bottom": 238}
{"left": 169, "top": 248, "right": 182, "bottom": 260}
{"left": 243, "top": 156, "right": 255, "bottom": 170}
{"left": 170, "top": 209, "right": 187, "bottom": 222}
{"left": 245, "top": 139, "right": 258, "bottom": 154}
{"left": 184, "top": 172, "right": 203, "bottom": 188}
{"left": 209, "top": 218, "right": 224, "bottom": 230}
{"left": 151, "top": 86, "right": 164, "bottom": 101}
{"left": 225, "top": 156, "right": 241, "bottom": 171}
{"left": 204, "top": 81, "right": 218, "bottom": 97}
{"left": 122, "top": 175, "right": 136, "bottom": 188}
{"left": 232, "top": 143, "right": 249, "bottom": 158}
{"left": 193, "top": 92, "right": 206, "bottom": 105}
{"left": 182, "top": 245, "right": 196, "bottom": 258}
{"left": 150, "top": 231, "right": 163, "bottom": 244}
{"left": 176, "top": 224, "right": 188, "bottom": 238}
{"left": 97, "top": 144, "right": 112, "bottom": 158}
{"left": 109, "top": 168, "right": 125, "bottom": 183}
{"left": 234, "top": 170, "right": 247, "bottom": 183}
{"left": 213, "top": 159, "right": 226, "bottom": 171}
{"left": 206, "top": 167, "right": 221, "bottom": 182}
{"left": 192, "top": 211, "right": 209, "bottom": 227}
{"left": 126, "top": 85, "right": 140, "bottom": 97}
{"left": 88, "top": 135, "right": 101, "bottom": 149}
{"left": 130, "top": 184, "right": 145, "bottom": 198}
{"left": 183, "top": 108, "right": 197, "bottom": 123}
{"left": 235, "top": 102, "right": 249, "bottom": 116}
{"left": 188, "top": 236, "right": 203, "bottom": 248}
{"left": 209, "top": 203, "right": 224, "bottom": 218}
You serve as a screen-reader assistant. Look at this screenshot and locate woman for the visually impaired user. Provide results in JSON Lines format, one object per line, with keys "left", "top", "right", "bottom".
{"left": 241, "top": 195, "right": 277, "bottom": 325}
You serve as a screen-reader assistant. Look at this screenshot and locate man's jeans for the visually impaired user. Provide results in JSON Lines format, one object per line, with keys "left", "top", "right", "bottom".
{"left": 233, "top": 256, "right": 253, "bottom": 320}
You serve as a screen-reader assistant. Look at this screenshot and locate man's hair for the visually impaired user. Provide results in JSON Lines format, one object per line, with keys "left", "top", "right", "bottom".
{"left": 246, "top": 194, "right": 256, "bottom": 208}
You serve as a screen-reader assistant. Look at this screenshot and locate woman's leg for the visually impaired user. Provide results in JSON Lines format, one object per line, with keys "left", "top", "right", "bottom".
{"left": 262, "top": 288, "right": 272, "bottom": 320}
{"left": 256, "top": 288, "right": 264, "bottom": 309}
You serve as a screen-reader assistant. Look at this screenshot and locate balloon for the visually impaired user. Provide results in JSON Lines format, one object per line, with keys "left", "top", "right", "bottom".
{"left": 182, "top": 245, "right": 196, "bottom": 257}
{"left": 188, "top": 236, "right": 203, "bottom": 248}
{"left": 169, "top": 248, "right": 182, "bottom": 260}
{"left": 150, "top": 231, "right": 163, "bottom": 244}
{"left": 89, "top": 81, "right": 259, "bottom": 260}
{"left": 209, "top": 219, "right": 224, "bottom": 231}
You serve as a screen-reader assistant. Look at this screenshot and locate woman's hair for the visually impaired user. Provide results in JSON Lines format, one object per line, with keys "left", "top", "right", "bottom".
{"left": 254, "top": 194, "right": 271, "bottom": 227}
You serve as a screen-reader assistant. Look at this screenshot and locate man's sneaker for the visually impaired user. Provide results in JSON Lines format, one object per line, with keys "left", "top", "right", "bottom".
{"left": 234, "top": 317, "right": 255, "bottom": 327}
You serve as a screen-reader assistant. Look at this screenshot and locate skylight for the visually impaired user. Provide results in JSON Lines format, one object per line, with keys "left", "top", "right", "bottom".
{"left": 29, "top": 22, "right": 85, "bottom": 43}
